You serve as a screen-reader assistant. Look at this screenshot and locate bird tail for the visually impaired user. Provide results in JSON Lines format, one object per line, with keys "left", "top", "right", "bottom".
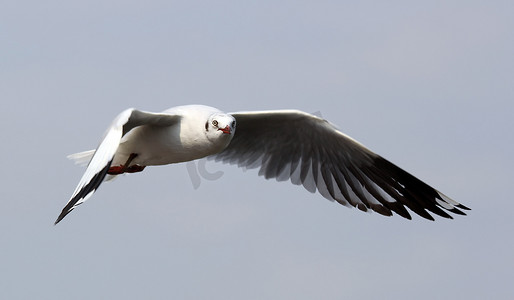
{"left": 67, "top": 150, "right": 95, "bottom": 166}
{"left": 67, "top": 150, "right": 117, "bottom": 181}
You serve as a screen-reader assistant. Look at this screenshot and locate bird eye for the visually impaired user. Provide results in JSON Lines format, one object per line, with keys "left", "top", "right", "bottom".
{"left": 231, "top": 121, "right": 236, "bottom": 127}
{"left": 212, "top": 120, "right": 218, "bottom": 127}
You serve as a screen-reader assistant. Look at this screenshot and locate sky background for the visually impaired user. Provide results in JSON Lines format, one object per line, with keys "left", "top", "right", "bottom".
{"left": 1, "top": 0, "right": 513, "bottom": 299}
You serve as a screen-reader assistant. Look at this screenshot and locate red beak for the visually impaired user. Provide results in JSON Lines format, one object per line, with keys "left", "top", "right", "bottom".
{"left": 218, "top": 125, "right": 231, "bottom": 134}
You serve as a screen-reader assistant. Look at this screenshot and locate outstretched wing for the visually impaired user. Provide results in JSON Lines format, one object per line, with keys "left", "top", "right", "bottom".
{"left": 214, "top": 110, "right": 470, "bottom": 220}
{"left": 55, "top": 108, "right": 180, "bottom": 224}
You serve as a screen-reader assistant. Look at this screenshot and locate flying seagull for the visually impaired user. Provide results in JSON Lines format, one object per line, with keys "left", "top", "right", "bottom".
{"left": 55, "top": 105, "right": 469, "bottom": 224}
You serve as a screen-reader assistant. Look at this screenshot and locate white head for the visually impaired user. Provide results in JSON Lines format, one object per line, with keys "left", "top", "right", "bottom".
{"left": 204, "top": 113, "right": 236, "bottom": 144}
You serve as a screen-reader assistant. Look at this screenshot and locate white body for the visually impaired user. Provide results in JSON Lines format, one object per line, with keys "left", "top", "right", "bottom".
{"left": 114, "top": 105, "right": 233, "bottom": 166}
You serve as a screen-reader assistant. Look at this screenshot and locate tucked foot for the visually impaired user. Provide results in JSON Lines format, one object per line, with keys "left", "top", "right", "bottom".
{"left": 108, "top": 165, "right": 126, "bottom": 175}
{"left": 126, "top": 165, "right": 146, "bottom": 173}
{"left": 107, "top": 153, "right": 141, "bottom": 175}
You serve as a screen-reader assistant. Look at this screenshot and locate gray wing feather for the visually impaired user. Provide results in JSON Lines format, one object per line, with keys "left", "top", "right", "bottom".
{"left": 214, "top": 110, "right": 469, "bottom": 220}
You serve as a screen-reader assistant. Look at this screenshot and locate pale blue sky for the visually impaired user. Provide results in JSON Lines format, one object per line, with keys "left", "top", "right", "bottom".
{"left": 1, "top": 1, "right": 513, "bottom": 299}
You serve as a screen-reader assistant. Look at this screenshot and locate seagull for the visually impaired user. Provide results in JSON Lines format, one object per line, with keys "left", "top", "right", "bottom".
{"left": 55, "top": 105, "right": 469, "bottom": 224}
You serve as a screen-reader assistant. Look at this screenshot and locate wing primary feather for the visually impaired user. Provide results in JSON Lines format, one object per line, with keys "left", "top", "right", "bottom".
{"left": 55, "top": 160, "right": 112, "bottom": 225}
{"left": 320, "top": 161, "right": 336, "bottom": 200}
{"left": 456, "top": 203, "right": 471, "bottom": 210}
{"left": 345, "top": 165, "right": 393, "bottom": 217}
{"left": 348, "top": 166, "right": 399, "bottom": 217}
{"left": 300, "top": 156, "right": 317, "bottom": 193}
{"left": 448, "top": 207, "right": 467, "bottom": 215}
{"left": 310, "top": 146, "right": 321, "bottom": 192}
{"left": 332, "top": 166, "right": 359, "bottom": 207}
{"left": 367, "top": 157, "right": 451, "bottom": 220}
{"left": 263, "top": 149, "right": 284, "bottom": 179}
{"left": 338, "top": 164, "right": 371, "bottom": 209}
{"left": 299, "top": 146, "right": 317, "bottom": 193}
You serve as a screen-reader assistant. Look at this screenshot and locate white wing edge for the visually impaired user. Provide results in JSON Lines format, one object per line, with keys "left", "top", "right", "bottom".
{"left": 228, "top": 109, "right": 317, "bottom": 118}
{"left": 55, "top": 108, "right": 135, "bottom": 224}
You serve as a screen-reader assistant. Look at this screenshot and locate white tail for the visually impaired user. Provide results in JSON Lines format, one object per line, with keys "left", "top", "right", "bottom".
{"left": 67, "top": 150, "right": 95, "bottom": 166}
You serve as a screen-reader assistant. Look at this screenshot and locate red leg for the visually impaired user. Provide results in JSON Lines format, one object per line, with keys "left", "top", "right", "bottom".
{"left": 107, "top": 153, "right": 140, "bottom": 175}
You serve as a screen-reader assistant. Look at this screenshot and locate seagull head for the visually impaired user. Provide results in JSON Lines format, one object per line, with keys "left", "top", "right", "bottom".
{"left": 206, "top": 113, "right": 236, "bottom": 136}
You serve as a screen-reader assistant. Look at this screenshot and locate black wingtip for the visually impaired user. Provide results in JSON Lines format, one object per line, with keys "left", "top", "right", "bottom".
{"left": 449, "top": 207, "right": 467, "bottom": 216}
{"left": 368, "top": 155, "right": 472, "bottom": 221}
{"left": 54, "top": 208, "right": 73, "bottom": 225}
{"left": 54, "top": 205, "right": 76, "bottom": 225}
{"left": 456, "top": 203, "right": 471, "bottom": 211}
{"left": 54, "top": 161, "right": 112, "bottom": 225}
